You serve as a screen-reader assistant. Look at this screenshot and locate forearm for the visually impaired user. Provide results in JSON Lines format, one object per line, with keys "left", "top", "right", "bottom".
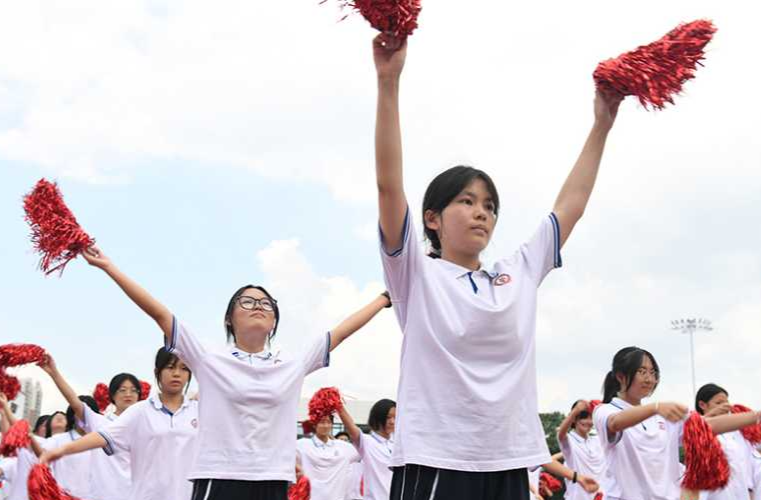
{"left": 556, "top": 411, "right": 579, "bottom": 442}
{"left": 102, "top": 264, "right": 173, "bottom": 337}
{"left": 1, "top": 403, "right": 17, "bottom": 426}
{"left": 541, "top": 460, "right": 575, "bottom": 481}
{"left": 329, "top": 294, "right": 389, "bottom": 351}
{"left": 376, "top": 78, "right": 407, "bottom": 248}
{"left": 337, "top": 407, "right": 362, "bottom": 445}
{"left": 49, "top": 369, "right": 84, "bottom": 422}
{"left": 60, "top": 432, "right": 108, "bottom": 457}
{"left": 707, "top": 411, "right": 761, "bottom": 435}
{"left": 608, "top": 403, "right": 656, "bottom": 433}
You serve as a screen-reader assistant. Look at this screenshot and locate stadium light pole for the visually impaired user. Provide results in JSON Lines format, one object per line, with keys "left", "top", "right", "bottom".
{"left": 671, "top": 318, "right": 713, "bottom": 399}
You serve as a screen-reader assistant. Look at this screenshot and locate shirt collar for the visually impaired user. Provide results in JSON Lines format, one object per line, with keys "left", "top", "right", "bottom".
{"left": 611, "top": 397, "right": 634, "bottom": 410}
{"left": 370, "top": 431, "right": 393, "bottom": 445}
{"left": 229, "top": 344, "right": 276, "bottom": 361}
{"left": 148, "top": 394, "right": 191, "bottom": 413}
{"left": 435, "top": 258, "right": 497, "bottom": 280}
{"left": 311, "top": 435, "right": 335, "bottom": 449}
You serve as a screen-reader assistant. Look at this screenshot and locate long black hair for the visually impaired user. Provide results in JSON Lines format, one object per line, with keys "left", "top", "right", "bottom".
{"left": 44, "top": 411, "right": 67, "bottom": 438}
{"left": 602, "top": 347, "right": 660, "bottom": 403}
{"left": 155, "top": 346, "right": 192, "bottom": 393}
{"left": 367, "top": 398, "right": 396, "bottom": 433}
{"left": 224, "top": 285, "right": 280, "bottom": 343}
{"left": 65, "top": 396, "right": 100, "bottom": 431}
{"left": 422, "top": 166, "right": 500, "bottom": 258}
{"left": 695, "top": 383, "right": 728, "bottom": 414}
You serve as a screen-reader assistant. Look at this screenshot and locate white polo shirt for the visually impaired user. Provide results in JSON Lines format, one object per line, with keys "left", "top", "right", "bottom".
{"left": 297, "top": 436, "right": 360, "bottom": 500}
{"left": 4, "top": 447, "right": 35, "bottom": 500}
{"left": 0, "top": 457, "right": 16, "bottom": 499}
{"left": 167, "top": 318, "right": 330, "bottom": 481}
{"left": 593, "top": 398, "right": 685, "bottom": 500}
{"left": 558, "top": 430, "right": 605, "bottom": 500}
{"left": 356, "top": 432, "right": 393, "bottom": 500}
{"left": 380, "top": 211, "right": 561, "bottom": 471}
{"left": 698, "top": 430, "right": 753, "bottom": 500}
{"left": 43, "top": 430, "right": 94, "bottom": 499}
{"left": 78, "top": 404, "right": 132, "bottom": 500}
{"left": 98, "top": 395, "right": 199, "bottom": 500}
{"left": 751, "top": 450, "right": 761, "bottom": 500}
{"left": 347, "top": 461, "right": 363, "bottom": 499}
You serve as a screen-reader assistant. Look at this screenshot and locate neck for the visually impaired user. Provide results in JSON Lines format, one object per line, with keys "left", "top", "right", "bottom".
{"left": 114, "top": 408, "right": 124, "bottom": 416}
{"left": 618, "top": 392, "right": 642, "bottom": 406}
{"left": 376, "top": 428, "right": 391, "bottom": 440}
{"left": 316, "top": 433, "right": 329, "bottom": 443}
{"left": 440, "top": 248, "right": 481, "bottom": 271}
{"left": 575, "top": 427, "right": 589, "bottom": 439}
{"left": 160, "top": 391, "right": 184, "bottom": 411}
{"left": 234, "top": 333, "right": 268, "bottom": 354}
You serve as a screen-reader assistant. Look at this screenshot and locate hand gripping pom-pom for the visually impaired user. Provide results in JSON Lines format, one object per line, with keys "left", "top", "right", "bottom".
{"left": 594, "top": 493, "right": 603, "bottom": 500}
{"left": 681, "top": 411, "right": 729, "bottom": 491}
{"left": 23, "top": 178, "right": 94, "bottom": 276}
{"left": 28, "top": 464, "right": 81, "bottom": 500}
{"left": 594, "top": 19, "right": 716, "bottom": 110}
{"left": 139, "top": 380, "right": 151, "bottom": 400}
{"left": 323, "top": 0, "right": 422, "bottom": 39}
{"left": 288, "top": 476, "right": 311, "bottom": 500}
{"left": 0, "top": 420, "right": 31, "bottom": 457}
{"left": 0, "top": 344, "right": 47, "bottom": 368}
{"left": 0, "top": 370, "right": 21, "bottom": 400}
{"left": 92, "top": 383, "right": 110, "bottom": 413}
{"left": 539, "top": 472, "right": 563, "bottom": 493}
{"left": 733, "top": 404, "right": 761, "bottom": 444}
{"left": 308, "top": 387, "right": 343, "bottom": 424}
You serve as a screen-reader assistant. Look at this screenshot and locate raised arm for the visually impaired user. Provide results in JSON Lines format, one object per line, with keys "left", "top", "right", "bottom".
{"left": 39, "top": 432, "right": 107, "bottom": 465}
{"left": 541, "top": 461, "right": 599, "bottom": 494}
{"left": 374, "top": 34, "right": 409, "bottom": 251}
{"left": 329, "top": 293, "right": 390, "bottom": 352}
{"left": 706, "top": 409, "right": 761, "bottom": 435}
{"left": 606, "top": 401, "right": 688, "bottom": 434}
{"left": 0, "top": 394, "right": 11, "bottom": 433}
{"left": 38, "top": 355, "right": 85, "bottom": 423}
{"left": 552, "top": 90, "right": 622, "bottom": 248}
{"left": 0, "top": 394, "right": 17, "bottom": 427}
{"left": 337, "top": 405, "right": 362, "bottom": 446}
{"left": 81, "top": 246, "right": 173, "bottom": 341}
{"left": 557, "top": 401, "right": 587, "bottom": 443}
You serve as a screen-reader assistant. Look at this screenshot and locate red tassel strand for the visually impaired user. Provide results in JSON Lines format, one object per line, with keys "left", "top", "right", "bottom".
{"left": 139, "top": 380, "right": 151, "bottom": 401}
{"left": 323, "top": 0, "right": 422, "bottom": 39}
{"left": 0, "top": 420, "right": 31, "bottom": 457}
{"left": 733, "top": 404, "right": 761, "bottom": 444}
{"left": 23, "top": 178, "right": 94, "bottom": 275}
{"left": 681, "top": 411, "right": 729, "bottom": 491}
{"left": 308, "top": 387, "right": 343, "bottom": 424}
{"left": 0, "top": 370, "right": 21, "bottom": 400}
{"left": 588, "top": 399, "right": 602, "bottom": 415}
{"left": 92, "top": 383, "right": 110, "bottom": 413}
{"left": 593, "top": 19, "right": 717, "bottom": 110}
{"left": 301, "top": 421, "right": 315, "bottom": 435}
{"left": 0, "top": 344, "right": 46, "bottom": 368}
{"left": 539, "top": 472, "right": 563, "bottom": 493}
{"left": 27, "top": 464, "right": 81, "bottom": 500}
{"left": 594, "top": 493, "right": 604, "bottom": 500}
{"left": 288, "top": 476, "right": 311, "bottom": 500}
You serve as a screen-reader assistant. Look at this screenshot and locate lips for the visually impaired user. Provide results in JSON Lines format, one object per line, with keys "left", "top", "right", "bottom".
{"left": 471, "top": 226, "right": 489, "bottom": 236}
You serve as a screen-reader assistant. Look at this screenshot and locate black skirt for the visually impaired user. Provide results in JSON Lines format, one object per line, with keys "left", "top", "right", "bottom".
{"left": 191, "top": 479, "right": 288, "bottom": 500}
{"left": 390, "top": 464, "right": 529, "bottom": 500}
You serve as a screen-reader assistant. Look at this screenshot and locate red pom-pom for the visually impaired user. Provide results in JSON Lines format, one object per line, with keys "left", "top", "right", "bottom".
{"left": 92, "top": 383, "right": 110, "bottom": 413}
{"left": 594, "top": 493, "right": 604, "bottom": 500}
{"left": 139, "top": 380, "right": 151, "bottom": 400}
{"left": 324, "top": 0, "right": 422, "bottom": 38}
{"left": 308, "top": 387, "right": 343, "bottom": 424}
{"left": 594, "top": 19, "right": 717, "bottom": 110}
{"left": 733, "top": 404, "right": 761, "bottom": 444}
{"left": 588, "top": 399, "right": 602, "bottom": 415}
{"left": 681, "top": 411, "right": 729, "bottom": 491}
{"left": 301, "top": 420, "right": 315, "bottom": 435}
{"left": 539, "top": 472, "right": 563, "bottom": 493}
{"left": 27, "top": 464, "right": 81, "bottom": 500}
{"left": 0, "top": 344, "right": 47, "bottom": 368}
{"left": 23, "top": 178, "right": 94, "bottom": 276}
{"left": 288, "top": 476, "right": 311, "bottom": 500}
{"left": 0, "top": 370, "right": 21, "bottom": 400}
{"left": 0, "top": 420, "right": 31, "bottom": 457}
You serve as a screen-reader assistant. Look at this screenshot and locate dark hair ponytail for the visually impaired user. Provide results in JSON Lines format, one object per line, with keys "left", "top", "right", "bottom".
{"left": 422, "top": 165, "right": 500, "bottom": 258}
{"left": 602, "top": 346, "right": 660, "bottom": 404}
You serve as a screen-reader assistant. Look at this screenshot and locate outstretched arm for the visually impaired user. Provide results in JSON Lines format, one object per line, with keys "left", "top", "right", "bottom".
{"left": 337, "top": 405, "right": 363, "bottom": 446}
{"left": 706, "top": 410, "right": 761, "bottom": 435}
{"left": 329, "top": 293, "right": 391, "bottom": 352}
{"left": 374, "top": 34, "right": 409, "bottom": 251}
{"left": 607, "top": 401, "right": 688, "bottom": 434}
{"left": 38, "top": 355, "right": 85, "bottom": 423}
{"left": 552, "top": 90, "right": 622, "bottom": 248}
{"left": 81, "top": 246, "right": 173, "bottom": 341}
{"left": 39, "top": 432, "right": 108, "bottom": 464}
{"left": 542, "top": 461, "right": 599, "bottom": 494}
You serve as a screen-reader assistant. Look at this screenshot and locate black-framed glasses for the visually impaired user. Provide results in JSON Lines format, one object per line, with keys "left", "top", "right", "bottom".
{"left": 236, "top": 295, "right": 277, "bottom": 312}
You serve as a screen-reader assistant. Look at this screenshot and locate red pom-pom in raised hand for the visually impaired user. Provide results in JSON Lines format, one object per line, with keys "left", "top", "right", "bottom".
{"left": 588, "top": 399, "right": 602, "bottom": 415}
{"left": 139, "top": 380, "right": 151, "bottom": 400}
{"left": 92, "top": 383, "right": 110, "bottom": 413}
{"left": 308, "top": 387, "right": 343, "bottom": 424}
{"left": 323, "top": 0, "right": 422, "bottom": 39}
{"left": 28, "top": 464, "right": 81, "bottom": 500}
{"left": 681, "top": 411, "right": 729, "bottom": 491}
{"left": 733, "top": 404, "right": 761, "bottom": 444}
{"left": 594, "top": 19, "right": 717, "bottom": 110}
{"left": 0, "top": 370, "right": 21, "bottom": 400}
{"left": 539, "top": 472, "right": 563, "bottom": 493}
{"left": 23, "top": 178, "right": 94, "bottom": 275}
{"left": 0, "top": 420, "right": 31, "bottom": 457}
{"left": 288, "top": 475, "right": 311, "bottom": 500}
{"left": 0, "top": 344, "right": 46, "bottom": 368}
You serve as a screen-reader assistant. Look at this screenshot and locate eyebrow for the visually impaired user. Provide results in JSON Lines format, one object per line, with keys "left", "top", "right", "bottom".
{"left": 461, "top": 191, "right": 493, "bottom": 202}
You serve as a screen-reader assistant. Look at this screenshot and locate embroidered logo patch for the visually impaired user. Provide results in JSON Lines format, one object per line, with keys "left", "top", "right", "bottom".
{"left": 494, "top": 274, "right": 512, "bottom": 286}
{"left": 191, "top": 418, "right": 199, "bottom": 428}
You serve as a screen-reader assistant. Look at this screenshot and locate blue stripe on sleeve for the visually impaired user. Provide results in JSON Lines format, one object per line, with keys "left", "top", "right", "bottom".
{"left": 549, "top": 213, "right": 563, "bottom": 268}
{"left": 380, "top": 208, "right": 410, "bottom": 257}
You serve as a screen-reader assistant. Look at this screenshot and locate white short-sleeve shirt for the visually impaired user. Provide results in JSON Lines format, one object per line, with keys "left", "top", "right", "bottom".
{"left": 347, "top": 461, "right": 363, "bottom": 500}
{"left": 43, "top": 431, "right": 95, "bottom": 499}
{"left": 593, "top": 398, "right": 685, "bottom": 500}
{"left": 356, "top": 432, "right": 393, "bottom": 500}
{"left": 98, "top": 395, "right": 199, "bottom": 500}
{"left": 167, "top": 318, "right": 330, "bottom": 481}
{"left": 4, "top": 447, "right": 35, "bottom": 500}
{"left": 698, "top": 430, "right": 753, "bottom": 500}
{"left": 558, "top": 430, "right": 605, "bottom": 500}
{"left": 297, "top": 437, "right": 360, "bottom": 500}
{"left": 751, "top": 450, "right": 761, "bottom": 500}
{"left": 380, "top": 211, "right": 562, "bottom": 471}
{"left": 0, "top": 457, "right": 16, "bottom": 497}
{"left": 78, "top": 403, "right": 132, "bottom": 500}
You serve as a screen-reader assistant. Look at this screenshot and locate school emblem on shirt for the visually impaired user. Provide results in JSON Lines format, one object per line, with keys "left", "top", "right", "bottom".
{"left": 493, "top": 273, "right": 512, "bottom": 286}
{"left": 191, "top": 418, "right": 198, "bottom": 428}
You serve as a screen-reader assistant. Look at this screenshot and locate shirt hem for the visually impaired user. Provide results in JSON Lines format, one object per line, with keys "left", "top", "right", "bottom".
{"left": 389, "top": 451, "right": 552, "bottom": 472}
{"left": 188, "top": 472, "right": 295, "bottom": 482}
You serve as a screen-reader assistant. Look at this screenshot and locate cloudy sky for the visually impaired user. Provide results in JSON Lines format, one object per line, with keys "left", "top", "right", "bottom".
{"left": 1, "top": 0, "right": 759, "bottom": 416}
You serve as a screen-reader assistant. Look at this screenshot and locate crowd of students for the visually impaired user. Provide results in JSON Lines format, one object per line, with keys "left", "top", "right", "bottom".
{"left": 1, "top": 28, "right": 759, "bottom": 500}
